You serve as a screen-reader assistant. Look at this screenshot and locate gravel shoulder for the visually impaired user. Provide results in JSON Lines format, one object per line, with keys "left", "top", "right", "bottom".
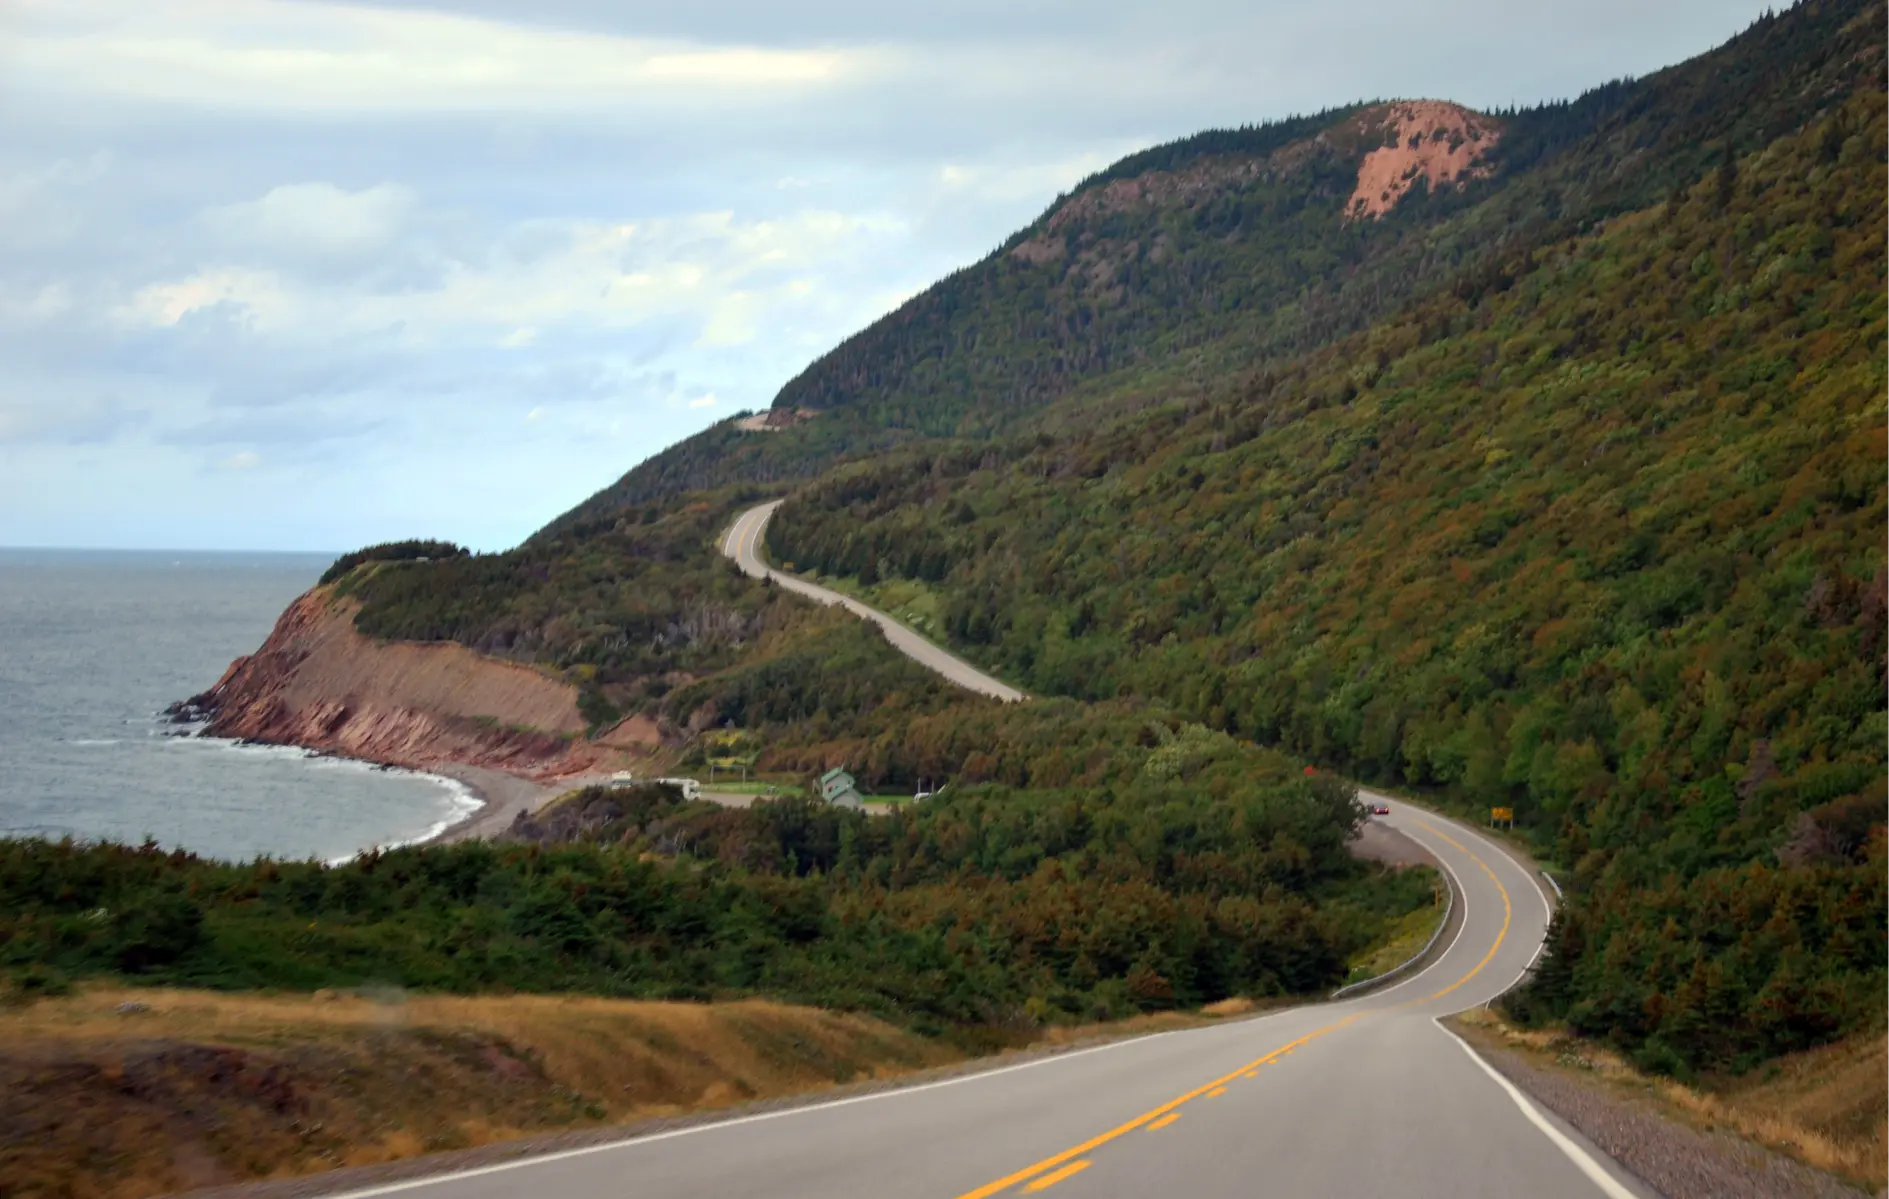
{"left": 1452, "top": 1016, "right": 1877, "bottom": 1198}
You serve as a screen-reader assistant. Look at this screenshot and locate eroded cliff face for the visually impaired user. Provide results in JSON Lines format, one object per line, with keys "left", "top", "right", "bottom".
{"left": 193, "top": 590, "right": 660, "bottom": 780}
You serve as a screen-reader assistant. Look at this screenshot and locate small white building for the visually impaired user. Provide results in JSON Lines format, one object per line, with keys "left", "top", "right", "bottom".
{"left": 819, "top": 767, "right": 865, "bottom": 808}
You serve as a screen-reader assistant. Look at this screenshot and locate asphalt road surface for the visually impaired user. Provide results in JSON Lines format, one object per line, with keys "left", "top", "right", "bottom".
{"left": 311, "top": 505, "right": 1651, "bottom": 1199}
{"left": 721, "top": 500, "right": 1027, "bottom": 702}
{"left": 326, "top": 799, "right": 1646, "bottom": 1199}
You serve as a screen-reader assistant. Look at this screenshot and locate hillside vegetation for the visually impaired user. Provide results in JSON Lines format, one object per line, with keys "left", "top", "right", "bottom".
{"left": 767, "top": 83, "right": 1888, "bottom": 1073}
{"left": 552, "top": 0, "right": 1878, "bottom": 520}
{"left": 163, "top": 0, "right": 1885, "bottom": 1086}
{"left": 3, "top": 745, "right": 1429, "bottom": 1031}
{"left": 327, "top": 493, "right": 964, "bottom": 738}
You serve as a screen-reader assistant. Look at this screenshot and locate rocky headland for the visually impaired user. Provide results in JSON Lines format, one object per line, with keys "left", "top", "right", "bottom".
{"left": 174, "top": 588, "right": 665, "bottom": 837}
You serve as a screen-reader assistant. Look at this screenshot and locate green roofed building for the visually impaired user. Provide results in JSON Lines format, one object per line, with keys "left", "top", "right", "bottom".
{"left": 819, "top": 767, "right": 864, "bottom": 809}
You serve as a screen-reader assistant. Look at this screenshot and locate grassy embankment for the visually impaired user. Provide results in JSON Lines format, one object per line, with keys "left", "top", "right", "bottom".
{"left": 1452, "top": 1009, "right": 1887, "bottom": 1190}
{"left": 0, "top": 985, "right": 1248, "bottom": 1199}
{"left": 1340, "top": 898, "right": 1446, "bottom": 987}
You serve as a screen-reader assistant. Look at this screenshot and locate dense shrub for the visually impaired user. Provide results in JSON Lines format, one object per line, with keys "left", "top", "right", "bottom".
{"left": 0, "top": 764, "right": 1422, "bottom": 1028}
{"left": 319, "top": 540, "right": 468, "bottom": 586}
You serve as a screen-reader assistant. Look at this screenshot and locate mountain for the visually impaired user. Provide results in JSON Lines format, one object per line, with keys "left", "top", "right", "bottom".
{"left": 553, "top": 0, "right": 1878, "bottom": 528}
{"left": 213, "top": 0, "right": 1883, "bottom": 1077}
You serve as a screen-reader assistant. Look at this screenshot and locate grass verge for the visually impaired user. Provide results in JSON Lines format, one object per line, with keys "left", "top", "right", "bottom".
{"left": 0, "top": 986, "right": 957, "bottom": 1198}
{"left": 0, "top": 986, "right": 1289, "bottom": 1199}
{"left": 1342, "top": 895, "right": 1446, "bottom": 985}
{"left": 1452, "top": 1008, "right": 1886, "bottom": 1191}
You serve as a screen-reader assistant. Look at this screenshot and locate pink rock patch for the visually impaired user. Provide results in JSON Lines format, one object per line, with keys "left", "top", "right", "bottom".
{"left": 1347, "top": 100, "right": 1500, "bottom": 221}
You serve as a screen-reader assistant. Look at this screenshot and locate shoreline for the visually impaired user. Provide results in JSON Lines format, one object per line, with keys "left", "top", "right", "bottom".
{"left": 420, "top": 764, "right": 572, "bottom": 845}
{"left": 174, "top": 731, "right": 759, "bottom": 858}
{"left": 418, "top": 764, "right": 645, "bottom": 846}
{"left": 175, "top": 733, "right": 589, "bottom": 859}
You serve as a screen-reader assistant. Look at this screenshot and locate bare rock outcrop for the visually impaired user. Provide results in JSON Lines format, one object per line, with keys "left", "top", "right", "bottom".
{"left": 187, "top": 590, "right": 657, "bottom": 782}
{"left": 1346, "top": 100, "right": 1500, "bottom": 220}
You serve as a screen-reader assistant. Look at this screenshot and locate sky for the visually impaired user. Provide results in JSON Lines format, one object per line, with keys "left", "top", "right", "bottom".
{"left": 0, "top": 0, "right": 1776, "bottom": 552}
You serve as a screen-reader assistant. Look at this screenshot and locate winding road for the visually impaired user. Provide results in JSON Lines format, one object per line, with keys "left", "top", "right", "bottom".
{"left": 325, "top": 802, "right": 1645, "bottom": 1199}
{"left": 321, "top": 503, "right": 1649, "bottom": 1198}
{"left": 721, "top": 500, "right": 1026, "bottom": 702}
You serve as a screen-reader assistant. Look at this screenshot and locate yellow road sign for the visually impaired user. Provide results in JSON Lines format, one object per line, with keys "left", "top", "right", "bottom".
{"left": 1491, "top": 807, "right": 1514, "bottom": 822}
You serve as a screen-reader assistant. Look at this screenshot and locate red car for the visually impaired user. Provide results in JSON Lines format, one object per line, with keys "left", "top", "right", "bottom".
{"left": 1371, "top": 803, "right": 1391, "bottom": 816}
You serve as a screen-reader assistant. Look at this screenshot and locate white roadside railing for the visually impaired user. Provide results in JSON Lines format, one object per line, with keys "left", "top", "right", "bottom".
{"left": 1329, "top": 869, "right": 1456, "bottom": 1001}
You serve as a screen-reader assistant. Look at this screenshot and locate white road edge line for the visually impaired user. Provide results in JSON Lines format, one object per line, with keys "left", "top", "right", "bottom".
{"left": 1343, "top": 820, "right": 1471, "bottom": 1008}
{"left": 1374, "top": 793, "right": 1556, "bottom": 984}
{"left": 1434, "top": 1019, "right": 1643, "bottom": 1199}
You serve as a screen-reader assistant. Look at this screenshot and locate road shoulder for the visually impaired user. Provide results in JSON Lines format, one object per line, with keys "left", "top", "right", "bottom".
{"left": 1448, "top": 1012, "right": 1874, "bottom": 1199}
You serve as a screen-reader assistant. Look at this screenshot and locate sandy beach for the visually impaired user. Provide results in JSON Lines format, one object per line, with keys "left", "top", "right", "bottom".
{"left": 424, "top": 765, "right": 589, "bottom": 844}
{"left": 421, "top": 765, "right": 771, "bottom": 845}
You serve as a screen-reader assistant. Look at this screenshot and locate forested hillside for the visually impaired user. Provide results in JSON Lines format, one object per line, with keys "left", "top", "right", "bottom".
{"left": 550, "top": 0, "right": 1878, "bottom": 525}
{"left": 195, "top": 0, "right": 1886, "bottom": 1074}
{"left": 768, "top": 77, "right": 1888, "bottom": 1070}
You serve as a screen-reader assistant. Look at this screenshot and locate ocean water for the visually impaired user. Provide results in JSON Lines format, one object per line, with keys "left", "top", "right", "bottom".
{"left": 0, "top": 549, "right": 480, "bottom": 863}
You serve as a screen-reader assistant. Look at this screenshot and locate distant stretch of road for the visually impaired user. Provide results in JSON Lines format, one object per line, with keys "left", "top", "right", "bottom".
{"left": 319, "top": 796, "right": 1641, "bottom": 1199}
{"left": 721, "top": 500, "right": 1027, "bottom": 702}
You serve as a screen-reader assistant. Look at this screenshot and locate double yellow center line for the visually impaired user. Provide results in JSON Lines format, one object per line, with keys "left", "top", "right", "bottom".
{"left": 952, "top": 819, "right": 1515, "bottom": 1197}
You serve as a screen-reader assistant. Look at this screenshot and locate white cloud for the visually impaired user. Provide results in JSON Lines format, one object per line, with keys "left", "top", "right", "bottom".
{"left": 0, "top": 281, "right": 75, "bottom": 324}
{"left": 7, "top": 0, "right": 890, "bottom": 114}
{"left": 115, "top": 268, "right": 292, "bottom": 331}
{"left": 0, "top": 153, "right": 114, "bottom": 252}
{"left": 0, "top": 391, "right": 145, "bottom": 446}
{"left": 0, "top": 0, "right": 1780, "bottom": 550}
{"left": 937, "top": 150, "right": 1123, "bottom": 204}
{"left": 111, "top": 204, "right": 904, "bottom": 358}
{"left": 208, "top": 183, "right": 413, "bottom": 258}
{"left": 696, "top": 293, "right": 757, "bottom": 348}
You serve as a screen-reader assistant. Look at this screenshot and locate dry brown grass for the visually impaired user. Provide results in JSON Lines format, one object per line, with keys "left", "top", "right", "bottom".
{"left": 1200, "top": 997, "right": 1257, "bottom": 1017}
{"left": 1454, "top": 1009, "right": 1887, "bottom": 1189}
{"left": 0, "top": 987, "right": 958, "bottom": 1199}
{"left": 0, "top": 983, "right": 1302, "bottom": 1198}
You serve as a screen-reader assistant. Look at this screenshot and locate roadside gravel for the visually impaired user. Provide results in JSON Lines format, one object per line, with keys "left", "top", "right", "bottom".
{"left": 1461, "top": 1030, "right": 1874, "bottom": 1199}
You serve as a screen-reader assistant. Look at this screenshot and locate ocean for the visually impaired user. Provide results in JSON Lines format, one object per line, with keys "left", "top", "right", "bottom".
{"left": 0, "top": 549, "right": 480, "bottom": 863}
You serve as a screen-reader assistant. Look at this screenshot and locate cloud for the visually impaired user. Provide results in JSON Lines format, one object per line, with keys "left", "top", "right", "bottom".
{"left": 116, "top": 268, "right": 290, "bottom": 330}
{"left": 0, "top": 391, "right": 146, "bottom": 446}
{"left": 110, "top": 202, "right": 906, "bottom": 368}
{"left": 696, "top": 293, "right": 757, "bottom": 348}
{"left": 937, "top": 151, "right": 1122, "bottom": 204}
{"left": 0, "top": 0, "right": 1779, "bottom": 550}
{"left": 8, "top": 0, "right": 889, "bottom": 114}
{"left": 208, "top": 183, "right": 414, "bottom": 259}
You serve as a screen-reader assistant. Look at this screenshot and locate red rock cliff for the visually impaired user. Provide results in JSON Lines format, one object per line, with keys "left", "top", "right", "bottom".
{"left": 196, "top": 590, "right": 659, "bottom": 781}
